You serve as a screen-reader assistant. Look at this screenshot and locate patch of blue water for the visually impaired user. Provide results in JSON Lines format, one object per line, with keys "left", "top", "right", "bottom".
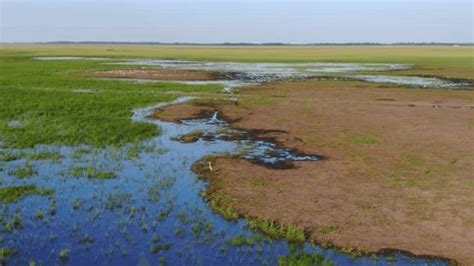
{"left": 0, "top": 100, "right": 451, "bottom": 265}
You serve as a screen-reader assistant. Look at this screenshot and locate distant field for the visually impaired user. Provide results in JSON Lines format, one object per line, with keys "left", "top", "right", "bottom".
{"left": 2, "top": 44, "right": 473, "bottom": 79}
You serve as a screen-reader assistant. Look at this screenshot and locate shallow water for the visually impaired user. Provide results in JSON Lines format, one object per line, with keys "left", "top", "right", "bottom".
{"left": 354, "top": 75, "right": 469, "bottom": 88}
{"left": 0, "top": 96, "right": 451, "bottom": 265}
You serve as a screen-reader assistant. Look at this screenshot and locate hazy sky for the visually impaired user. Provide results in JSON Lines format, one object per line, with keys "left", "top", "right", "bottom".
{"left": 1, "top": 0, "right": 473, "bottom": 43}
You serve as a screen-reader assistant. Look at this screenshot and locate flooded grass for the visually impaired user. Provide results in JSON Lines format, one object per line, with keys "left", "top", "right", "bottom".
{"left": 278, "top": 252, "right": 333, "bottom": 266}
{"left": 247, "top": 219, "right": 306, "bottom": 243}
{"left": 9, "top": 161, "right": 36, "bottom": 178}
{"left": 0, "top": 185, "right": 53, "bottom": 203}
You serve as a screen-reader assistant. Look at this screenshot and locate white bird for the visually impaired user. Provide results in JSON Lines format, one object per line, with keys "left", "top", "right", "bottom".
{"left": 208, "top": 161, "right": 213, "bottom": 172}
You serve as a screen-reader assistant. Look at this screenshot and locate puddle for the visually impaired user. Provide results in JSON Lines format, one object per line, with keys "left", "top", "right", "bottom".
{"left": 354, "top": 75, "right": 469, "bottom": 88}
{"left": 0, "top": 95, "right": 452, "bottom": 265}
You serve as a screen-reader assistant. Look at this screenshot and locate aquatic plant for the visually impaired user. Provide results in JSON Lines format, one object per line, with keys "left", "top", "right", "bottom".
{"left": 227, "top": 235, "right": 255, "bottom": 247}
{"left": 147, "top": 186, "right": 161, "bottom": 202}
{"left": 71, "top": 165, "right": 116, "bottom": 179}
{"left": 159, "top": 256, "right": 166, "bottom": 266}
{"left": 59, "top": 249, "right": 70, "bottom": 262}
{"left": 0, "top": 248, "right": 11, "bottom": 259}
{"left": 152, "top": 234, "right": 161, "bottom": 243}
{"left": 10, "top": 161, "right": 36, "bottom": 178}
{"left": 81, "top": 234, "right": 95, "bottom": 245}
{"left": 341, "top": 246, "right": 363, "bottom": 259}
{"left": 26, "top": 152, "right": 62, "bottom": 161}
{"left": 35, "top": 210, "right": 45, "bottom": 220}
{"left": 386, "top": 255, "right": 396, "bottom": 263}
{"left": 150, "top": 244, "right": 171, "bottom": 254}
{"left": 49, "top": 199, "right": 57, "bottom": 216}
{"left": 0, "top": 152, "right": 20, "bottom": 162}
{"left": 0, "top": 185, "right": 53, "bottom": 203}
{"left": 72, "top": 199, "right": 81, "bottom": 210}
{"left": 177, "top": 211, "right": 189, "bottom": 224}
{"left": 278, "top": 252, "right": 333, "bottom": 266}
{"left": 127, "top": 145, "right": 140, "bottom": 160}
{"left": 86, "top": 165, "right": 115, "bottom": 179}
{"left": 159, "top": 176, "right": 177, "bottom": 190}
{"left": 104, "top": 193, "right": 132, "bottom": 210}
{"left": 247, "top": 219, "right": 305, "bottom": 242}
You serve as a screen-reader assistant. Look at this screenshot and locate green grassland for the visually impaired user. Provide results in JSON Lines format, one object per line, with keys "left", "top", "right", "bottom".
{"left": 0, "top": 44, "right": 472, "bottom": 148}
{"left": 0, "top": 51, "right": 220, "bottom": 148}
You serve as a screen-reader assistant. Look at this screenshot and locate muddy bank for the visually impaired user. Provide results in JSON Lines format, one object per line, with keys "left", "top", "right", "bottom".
{"left": 89, "top": 68, "right": 225, "bottom": 81}
{"left": 151, "top": 80, "right": 474, "bottom": 264}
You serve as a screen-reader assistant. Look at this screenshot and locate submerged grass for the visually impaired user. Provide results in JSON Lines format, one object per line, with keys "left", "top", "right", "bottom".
{"left": 9, "top": 161, "right": 36, "bottom": 178}
{"left": 26, "top": 151, "right": 62, "bottom": 161}
{"left": 278, "top": 252, "right": 333, "bottom": 266}
{"left": 71, "top": 165, "right": 116, "bottom": 179}
{"left": 0, "top": 185, "right": 53, "bottom": 203}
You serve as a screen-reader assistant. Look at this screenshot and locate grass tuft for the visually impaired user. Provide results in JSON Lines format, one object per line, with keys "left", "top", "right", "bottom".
{"left": 278, "top": 252, "right": 333, "bottom": 266}
{"left": 351, "top": 135, "right": 379, "bottom": 144}
{"left": 247, "top": 219, "right": 305, "bottom": 242}
{"left": 0, "top": 185, "right": 53, "bottom": 203}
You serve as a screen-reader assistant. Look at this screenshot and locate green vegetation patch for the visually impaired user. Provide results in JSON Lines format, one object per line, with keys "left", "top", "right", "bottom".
{"left": 0, "top": 152, "right": 21, "bottom": 162}
{"left": 72, "top": 165, "right": 115, "bottom": 179}
{"left": 208, "top": 191, "right": 240, "bottom": 220}
{"left": 247, "top": 219, "right": 306, "bottom": 242}
{"left": 0, "top": 55, "right": 220, "bottom": 148}
{"left": 317, "top": 225, "right": 341, "bottom": 234}
{"left": 26, "top": 151, "right": 62, "bottom": 161}
{"left": 227, "top": 235, "right": 256, "bottom": 247}
{"left": 351, "top": 135, "right": 379, "bottom": 144}
{"left": 0, "top": 248, "right": 12, "bottom": 260}
{"left": 9, "top": 161, "right": 36, "bottom": 178}
{"left": 0, "top": 185, "right": 53, "bottom": 203}
{"left": 278, "top": 252, "right": 333, "bottom": 266}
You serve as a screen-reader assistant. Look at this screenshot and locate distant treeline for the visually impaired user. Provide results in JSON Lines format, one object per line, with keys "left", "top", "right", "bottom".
{"left": 3, "top": 41, "right": 473, "bottom": 46}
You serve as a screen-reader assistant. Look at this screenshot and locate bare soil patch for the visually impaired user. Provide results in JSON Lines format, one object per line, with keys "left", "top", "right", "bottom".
{"left": 91, "top": 68, "right": 222, "bottom": 81}
{"left": 153, "top": 80, "right": 474, "bottom": 264}
{"left": 149, "top": 102, "right": 218, "bottom": 123}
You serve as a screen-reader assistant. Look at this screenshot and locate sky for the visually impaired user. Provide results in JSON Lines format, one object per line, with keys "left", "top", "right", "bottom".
{"left": 0, "top": 0, "right": 473, "bottom": 43}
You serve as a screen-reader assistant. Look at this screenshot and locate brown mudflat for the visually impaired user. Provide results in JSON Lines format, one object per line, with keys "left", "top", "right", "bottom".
{"left": 91, "top": 68, "right": 221, "bottom": 81}
{"left": 153, "top": 80, "right": 474, "bottom": 264}
{"left": 149, "top": 102, "right": 218, "bottom": 122}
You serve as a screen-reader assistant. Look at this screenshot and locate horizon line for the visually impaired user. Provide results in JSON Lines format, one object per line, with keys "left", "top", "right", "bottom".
{"left": 1, "top": 41, "right": 473, "bottom": 46}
